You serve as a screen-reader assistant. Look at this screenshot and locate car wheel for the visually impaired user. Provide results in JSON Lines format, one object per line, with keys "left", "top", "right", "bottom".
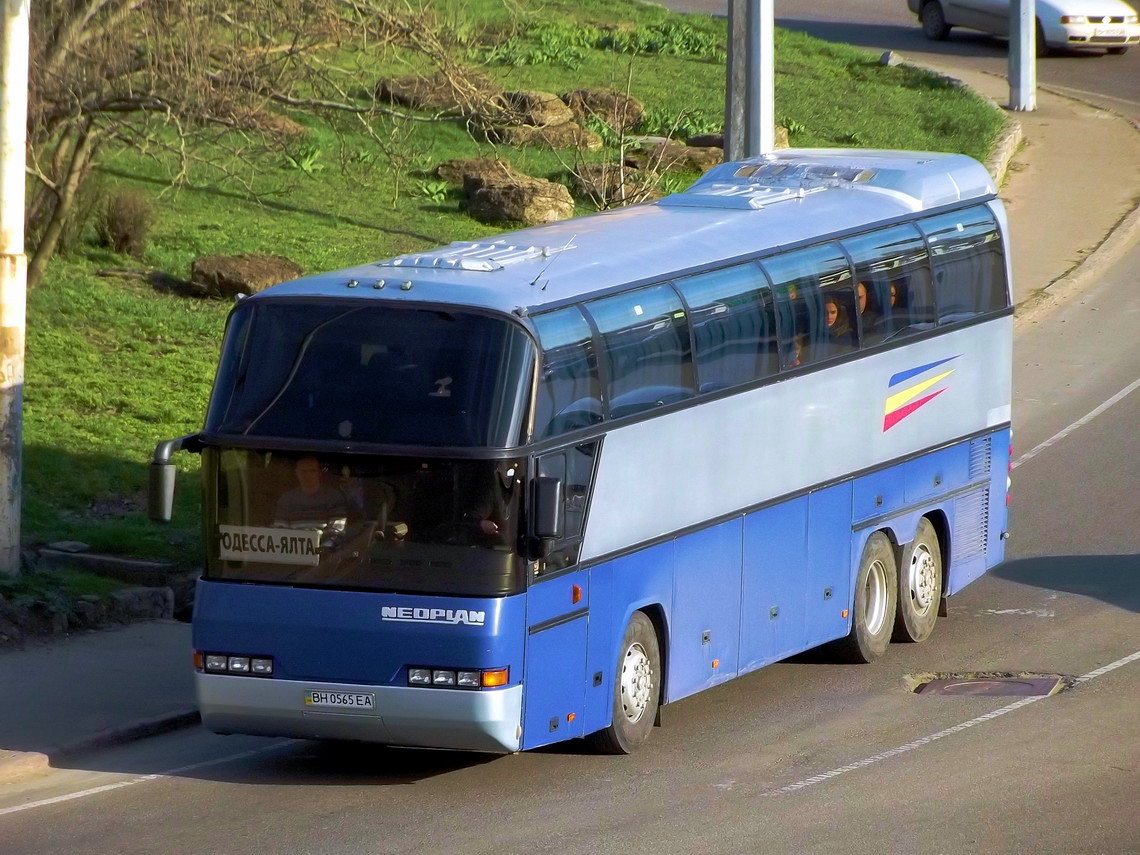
{"left": 921, "top": 1, "right": 951, "bottom": 40}
{"left": 892, "top": 517, "right": 943, "bottom": 644}
{"left": 1106, "top": 46, "right": 1128, "bottom": 55}
{"left": 1036, "top": 20, "right": 1052, "bottom": 56}
{"left": 830, "top": 532, "right": 898, "bottom": 663}
{"left": 586, "top": 611, "right": 661, "bottom": 754}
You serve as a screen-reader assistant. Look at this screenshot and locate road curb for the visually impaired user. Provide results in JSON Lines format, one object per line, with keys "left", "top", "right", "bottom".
{"left": 0, "top": 709, "right": 200, "bottom": 787}
{"left": 903, "top": 57, "right": 1140, "bottom": 321}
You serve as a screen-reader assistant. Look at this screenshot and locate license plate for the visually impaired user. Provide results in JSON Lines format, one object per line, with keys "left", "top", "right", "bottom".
{"left": 1094, "top": 27, "right": 1125, "bottom": 36}
{"left": 304, "top": 690, "right": 375, "bottom": 709}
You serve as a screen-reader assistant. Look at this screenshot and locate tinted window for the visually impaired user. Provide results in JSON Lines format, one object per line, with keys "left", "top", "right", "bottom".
{"left": 536, "top": 442, "right": 598, "bottom": 573}
{"left": 675, "top": 263, "right": 778, "bottom": 392}
{"left": 532, "top": 308, "right": 602, "bottom": 439}
{"left": 585, "top": 284, "right": 696, "bottom": 419}
{"left": 761, "top": 244, "right": 855, "bottom": 368}
{"left": 919, "top": 206, "right": 1008, "bottom": 323}
{"left": 842, "top": 224, "right": 936, "bottom": 345}
{"left": 206, "top": 303, "right": 534, "bottom": 447}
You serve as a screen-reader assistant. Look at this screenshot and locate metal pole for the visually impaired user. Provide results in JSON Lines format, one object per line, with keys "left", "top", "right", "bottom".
{"left": 724, "top": 0, "right": 747, "bottom": 162}
{"left": 1009, "top": 0, "right": 1037, "bottom": 111}
{"left": 745, "top": 0, "right": 775, "bottom": 156}
{"left": 0, "top": 0, "right": 28, "bottom": 575}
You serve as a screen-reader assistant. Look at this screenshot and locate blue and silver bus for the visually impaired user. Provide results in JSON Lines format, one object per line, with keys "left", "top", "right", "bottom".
{"left": 151, "top": 149, "right": 1012, "bottom": 754}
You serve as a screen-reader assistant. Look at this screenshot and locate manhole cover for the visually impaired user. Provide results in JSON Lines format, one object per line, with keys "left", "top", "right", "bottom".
{"left": 916, "top": 676, "right": 1064, "bottom": 697}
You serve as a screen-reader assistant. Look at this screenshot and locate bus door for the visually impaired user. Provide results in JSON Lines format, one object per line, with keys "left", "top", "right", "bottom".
{"left": 521, "top": 443, "right": 597, "bottom": 749}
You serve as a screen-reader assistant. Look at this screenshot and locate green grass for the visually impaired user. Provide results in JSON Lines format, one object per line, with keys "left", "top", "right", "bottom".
{"left": 23, "top": 0, "right": 1007, "bottom": 564}
{"left": 0, "top": 569, "right": 126, "bottom": 616}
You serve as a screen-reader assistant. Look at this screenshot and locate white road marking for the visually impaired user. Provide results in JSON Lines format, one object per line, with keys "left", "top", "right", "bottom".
{"left": 982, "top": 608, "right": 1054, "bottom": 616}
{"left": 0, "top": 742, "right": 288, "bottom": 818}
{"left": 1013, "top": 376, "right": 1140, "bottom": 469}
{"left": 760, "top": 649, "right": 1140, "bottom": 797}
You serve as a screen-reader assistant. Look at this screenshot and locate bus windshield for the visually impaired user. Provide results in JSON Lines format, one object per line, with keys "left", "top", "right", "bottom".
{"left": 205, "top": 302, "right": 534, "bottom": 448}
{"left": 203, "top": 448, "right": 527, "bottom": 596}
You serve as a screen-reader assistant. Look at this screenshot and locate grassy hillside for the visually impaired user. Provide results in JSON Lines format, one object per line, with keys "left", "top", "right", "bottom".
{"left": 24, "top": 0, "right": 1006, "bottom": 562}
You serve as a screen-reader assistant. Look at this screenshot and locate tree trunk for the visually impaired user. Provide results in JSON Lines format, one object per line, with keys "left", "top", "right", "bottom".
{"left": 26, "top": 122, "right": 98, "bottom": 290}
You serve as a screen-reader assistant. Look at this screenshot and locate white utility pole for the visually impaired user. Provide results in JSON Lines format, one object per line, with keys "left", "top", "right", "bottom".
{"left": 1009, "top": 0, "right": 1037, "bottom": 111}
{"left": 0, "top": 0, "right": 28, "bottom": 575}
{"left": 725, "top": 0, "right": 776, "bottom": 159}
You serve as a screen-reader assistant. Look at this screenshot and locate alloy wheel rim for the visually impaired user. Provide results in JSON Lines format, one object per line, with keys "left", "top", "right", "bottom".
{"left": 909, "top": 545, "right": 937, "bottom": 615}
{"left": 865, "top": 558, "right": 888, "bottom": 635}
{"left": 620, "top": 642, "right": 652, "bottom": 724}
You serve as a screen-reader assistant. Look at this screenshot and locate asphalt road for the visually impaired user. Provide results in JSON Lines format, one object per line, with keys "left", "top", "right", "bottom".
{"left": 1, "top": 249, "right": 1138, "bottom": 853}
{"left": 669, "top": 0, "right": 1140, "bottom": 120}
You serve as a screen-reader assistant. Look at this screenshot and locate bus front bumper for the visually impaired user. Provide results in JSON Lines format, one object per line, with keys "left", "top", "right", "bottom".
{"left": 196, "top": 673, "right": 522, "bottom": 753}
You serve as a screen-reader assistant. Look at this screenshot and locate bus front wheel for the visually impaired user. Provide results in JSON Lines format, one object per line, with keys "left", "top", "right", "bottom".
{"left": 833, "top": 532, "right": 898, "bottom": 663}
{"left": 893, "top": 517, "right": 943, "bottom": 643}
{"left": 587, "top": 611, "right": 661, "bottom": 754}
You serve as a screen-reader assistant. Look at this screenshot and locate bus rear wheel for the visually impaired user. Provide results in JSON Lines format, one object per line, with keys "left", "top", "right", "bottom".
{"left": 586, "top": 611, "right": 661, "bottom": 754}
{"left": 893, "top": 518, "right": 943, "bottom": 643}
{"left": 832, "top": 532, "right": 898, "bottom": 663}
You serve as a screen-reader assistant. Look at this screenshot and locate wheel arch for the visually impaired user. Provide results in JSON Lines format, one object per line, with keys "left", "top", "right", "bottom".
{"left": 923, "top": 509, "right": 952, "bottom": 595}
{"left": 635, "top": 602, "right": 669, "bottom": 707}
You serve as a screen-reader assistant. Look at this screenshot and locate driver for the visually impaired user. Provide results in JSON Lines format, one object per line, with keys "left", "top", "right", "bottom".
{"left": 273, "top": 456, "right": 350, "bottom": 536}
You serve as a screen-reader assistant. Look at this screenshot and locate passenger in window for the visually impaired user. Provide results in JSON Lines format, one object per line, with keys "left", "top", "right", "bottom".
{"left": 824, "top": 295, "right": 853, "bottom": 350}
{"left": 856, "top": 281, "right": 880, "bottom": 330}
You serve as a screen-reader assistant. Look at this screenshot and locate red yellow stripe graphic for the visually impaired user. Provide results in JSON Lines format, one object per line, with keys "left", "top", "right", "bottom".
{"left": 883, "top": 365, "right": 956, "bottom": 431}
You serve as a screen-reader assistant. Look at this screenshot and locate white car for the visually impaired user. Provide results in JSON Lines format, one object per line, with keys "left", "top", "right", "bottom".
{"left": 908, "top": 0, "right": 1140, "bottom": 54}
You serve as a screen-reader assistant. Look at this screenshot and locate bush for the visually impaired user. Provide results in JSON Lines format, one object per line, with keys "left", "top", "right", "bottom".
{"left": 98, "top": 190, "right": 154, "bottom": 258}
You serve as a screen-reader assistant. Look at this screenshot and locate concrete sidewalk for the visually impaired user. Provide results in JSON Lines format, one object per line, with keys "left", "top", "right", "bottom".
{"left": 1, "top": 67, "right": 1138, "bottom": 789}
{"left": 0, "top": 621, "right": 196, "bottom": 784}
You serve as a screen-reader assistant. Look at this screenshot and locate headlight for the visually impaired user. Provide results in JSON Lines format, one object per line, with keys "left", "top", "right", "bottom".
{"left": 408, "top": 667, "right": 433, "bottom": 685}
{"left": 1060, "top": 14, "right": 1087, "bottom": 22}
{"left": 227, "top": 656, "right": 251, "bottom": 673}
{"left": 205, "top": 654, "right": 228, "bottom": 672}
{"left": 1126, "top": 14, "right": 1139, "bottom": 22}
{"left": 432, "top": 669, "right": 457, "bottom": 686}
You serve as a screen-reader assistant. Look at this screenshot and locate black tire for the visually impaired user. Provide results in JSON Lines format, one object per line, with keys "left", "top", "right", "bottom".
{"left": 1036, "top": 21, "right": 1051, "bottom": 57}
{"left": 1106, "top": 46, "right": 1128, "bottom": 55}
{"left": 832, "top": 532, "right": 898, "bottom": 663}
{"left": 921, "top": 1, "right": 951, "bottom": 40}
{"left": 586, "top": 611, "right": 661, "bottom": 754}
{"left": 892, "top": 517, "right": 943, "bottom": 643}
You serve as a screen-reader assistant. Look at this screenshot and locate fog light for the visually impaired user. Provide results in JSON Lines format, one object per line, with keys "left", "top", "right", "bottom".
{"left": 432, "top": 669, "right": 457, "bottom": 686}
{"left": 251, "top": 658, "right": 273, "bottom": 675}
{"left": 228, "top": 656, "right": 251, "bottom": 673}
{"left": 409, "top": 668, "right": 432, "bottom": 685}
{"left": 457, "top": 671, "right": 480, "bottom": 688}
{"left": 206, "top": 655, "right": 228, "bottom": 672}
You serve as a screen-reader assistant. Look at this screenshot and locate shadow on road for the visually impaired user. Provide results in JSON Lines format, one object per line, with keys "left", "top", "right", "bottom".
{"left": 777, "top": 17, "right": 1006, "bottom": 57}
{"left": 777, "top": 18, "right": 1112, "bottom": 62}
{"left": 992, "top": 553, "right": 1140, "bottom": 613}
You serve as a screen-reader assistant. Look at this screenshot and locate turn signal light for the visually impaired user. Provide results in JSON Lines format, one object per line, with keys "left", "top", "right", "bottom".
{"left": 482, "top": 668, "right": 509, "bottom": 688}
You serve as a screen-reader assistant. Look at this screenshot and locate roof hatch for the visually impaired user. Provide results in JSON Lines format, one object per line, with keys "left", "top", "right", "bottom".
{"left": 377, "top": 240, "right": 576, "bottom": 272}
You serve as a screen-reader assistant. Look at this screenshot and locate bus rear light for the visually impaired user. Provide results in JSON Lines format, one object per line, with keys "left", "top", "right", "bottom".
{"left": 407, "top": 666, "right": 509, "bottom": 689}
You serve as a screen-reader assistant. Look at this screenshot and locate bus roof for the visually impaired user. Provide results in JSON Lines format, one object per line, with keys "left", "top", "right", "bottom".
{"left": 254, "top": 149, "right": 996, "bottom": 317}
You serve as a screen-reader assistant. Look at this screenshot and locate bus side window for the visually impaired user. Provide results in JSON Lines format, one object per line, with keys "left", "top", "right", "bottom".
{"left": 675, "top": 262, "right": 778, "bottom": 393}
{"left": 841, "top": 224, "right": 935, "bottom": 345}
{"left": 762, "top": 243, "right": 854, "bottom": 368}
{"left": 536, "top": 442, "right": 598, "bottom": 573}
{"left": 532, "top": 308, "right": 603, "bottom": 440}
{"left": 584, "top": 284, "right": 696, "bottom": 420}
{"left": 918, "top": 206, "right": 1009, "bottom": 325}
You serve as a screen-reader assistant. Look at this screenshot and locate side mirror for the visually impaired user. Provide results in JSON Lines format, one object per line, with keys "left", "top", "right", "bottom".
{"left": 531, "top": 476, "right": 563, "bottom": 540}
{"left": 148, "top": 435, "right": 202, "bottom": 522}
